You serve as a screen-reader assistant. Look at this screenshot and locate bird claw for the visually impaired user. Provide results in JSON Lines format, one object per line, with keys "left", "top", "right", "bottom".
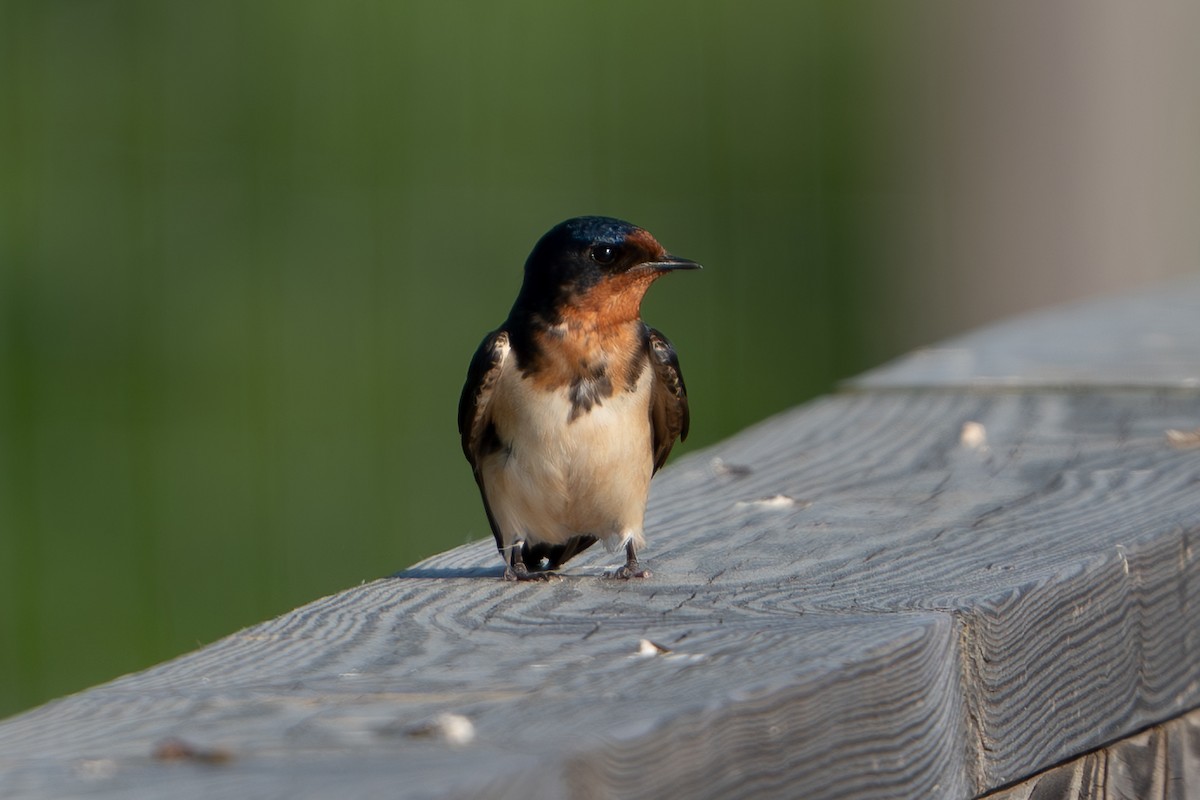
{"left": 503, "top": 565, "right": 561, "bottom": 582}
{"left": 608, "top": 562, "right": 653, "bottom": 580}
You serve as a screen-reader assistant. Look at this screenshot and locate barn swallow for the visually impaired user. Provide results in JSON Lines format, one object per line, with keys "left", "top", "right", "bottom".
{"left": 458, "top": 216, "right": 698, "bottom": 581}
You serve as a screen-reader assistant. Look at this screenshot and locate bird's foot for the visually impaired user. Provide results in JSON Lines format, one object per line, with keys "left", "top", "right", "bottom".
{"left": 608, "top": 561, "right": 653, "bottom": 580}
{"left": 503, "top": 564, "right": 561, "bottom": 582}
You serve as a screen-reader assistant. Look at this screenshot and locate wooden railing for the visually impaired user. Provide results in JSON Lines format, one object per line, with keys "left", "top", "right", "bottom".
{"left": 2, "top": 277, "right": 1198, "bottom": 799}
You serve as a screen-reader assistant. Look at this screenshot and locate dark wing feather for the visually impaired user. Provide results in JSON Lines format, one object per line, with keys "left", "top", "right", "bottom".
{"left": 459, "top": 330, "right": 510, "bottom": 556}
{"left": 458, "top": 329, "right": 510, "bottom": 467}
{"left": 646, "top": 326, "right": 690, "bottom": 473}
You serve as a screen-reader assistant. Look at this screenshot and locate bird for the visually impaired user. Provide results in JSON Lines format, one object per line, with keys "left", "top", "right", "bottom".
{"left": 458, "top": 216, "right": 699, "bottom": 581}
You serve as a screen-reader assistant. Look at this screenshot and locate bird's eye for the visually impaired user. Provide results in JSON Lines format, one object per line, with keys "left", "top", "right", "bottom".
{"left": 590, "top": 245, "right": 618, "bottom": 265}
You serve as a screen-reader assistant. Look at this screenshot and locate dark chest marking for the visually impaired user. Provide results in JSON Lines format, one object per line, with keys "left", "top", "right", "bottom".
{"left": 567, "top": 363, "right": 613, "bottom": 421}
{"left": 521, "top": 320, "right": 648, "bottom": 422}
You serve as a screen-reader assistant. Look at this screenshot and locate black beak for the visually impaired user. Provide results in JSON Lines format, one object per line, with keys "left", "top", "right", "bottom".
{"left": 635, "top": 254, "right": 703, "bottom": 272}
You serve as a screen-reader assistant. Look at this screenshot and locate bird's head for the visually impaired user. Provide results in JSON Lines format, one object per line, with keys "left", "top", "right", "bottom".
{"left": 513, "top": 216, "right": 700, "bottom": 326}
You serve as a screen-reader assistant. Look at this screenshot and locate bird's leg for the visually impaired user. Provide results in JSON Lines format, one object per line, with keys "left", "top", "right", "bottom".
{"left": 610, "top": 540, "right": 653, "bottom": 579}
{"left": 503, "top": 540, "right": 554, "bottom": 582}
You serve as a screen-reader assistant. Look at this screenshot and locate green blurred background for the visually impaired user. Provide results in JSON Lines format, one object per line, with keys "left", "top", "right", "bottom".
{"left": 2, "top": 1, "right": 1197, "bottom": 719}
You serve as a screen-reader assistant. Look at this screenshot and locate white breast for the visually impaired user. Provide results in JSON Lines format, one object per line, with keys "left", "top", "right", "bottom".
{"left": 480, "top": 363, "right": 655, "bottom": 551}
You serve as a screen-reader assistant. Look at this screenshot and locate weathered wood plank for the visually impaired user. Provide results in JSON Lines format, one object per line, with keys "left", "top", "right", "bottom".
{"left": 854, "top": 275, "right": 1200, "bottom": 389}
{"left": 1, "top": 280, "right": 1199, "bottom": 799}
{"left": 985, "top": 706, "right": 1200, "bottom": 800}
{"left": 0, "top": 606, "right": 968, "bottom": 798}
{"left": 1, "top": 388, "right": 1197, "bottom": 798}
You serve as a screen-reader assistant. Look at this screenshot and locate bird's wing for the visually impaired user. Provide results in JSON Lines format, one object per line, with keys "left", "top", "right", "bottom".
{"left": 646, "top": 326, "right": 690, "bottom": 474}
{"left": 458, "top": 329, "right": 511, "bottom": 468}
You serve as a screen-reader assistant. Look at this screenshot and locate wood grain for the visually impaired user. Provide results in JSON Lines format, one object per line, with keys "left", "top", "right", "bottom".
{"left": 1, "top": 282, "right": 1199, "bottom": 799}
{"left": 986, "top": 706, "right": 1200, "bottom": 800}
